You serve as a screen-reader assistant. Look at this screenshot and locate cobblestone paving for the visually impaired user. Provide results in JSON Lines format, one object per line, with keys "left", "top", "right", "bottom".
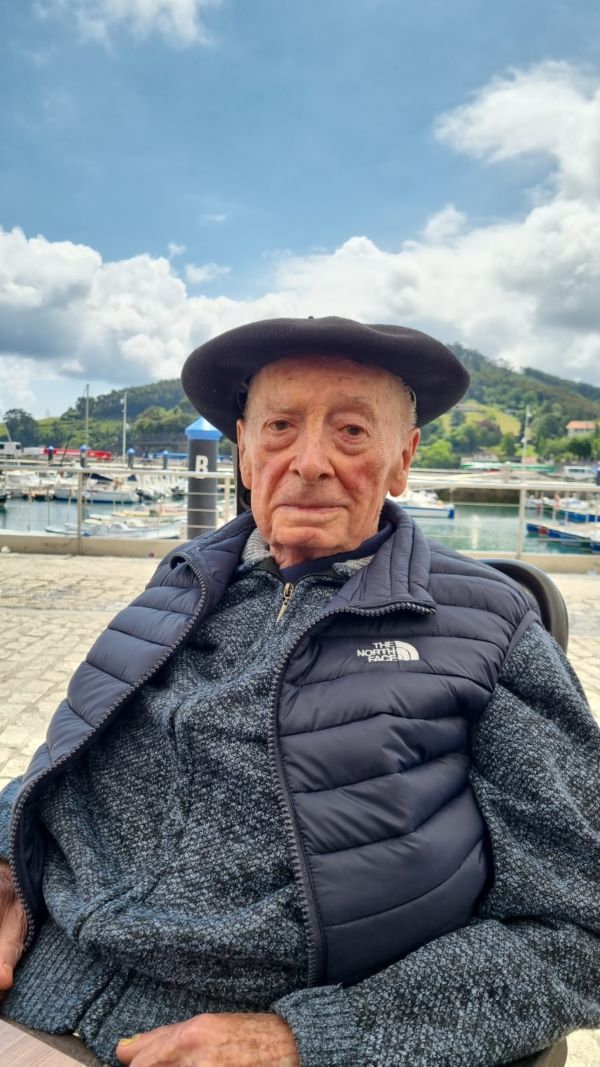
{"left": 0, "top": 552, "right": 598, "bottom": 1065}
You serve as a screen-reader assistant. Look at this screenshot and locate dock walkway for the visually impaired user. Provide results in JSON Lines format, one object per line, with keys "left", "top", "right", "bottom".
{"left": 0, "top": 552, "right": 598, "bottom": 1066}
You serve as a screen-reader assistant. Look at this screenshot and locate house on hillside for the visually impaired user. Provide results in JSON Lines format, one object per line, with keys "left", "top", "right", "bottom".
{"left": 566, "top": 420, "right": 596, "bottom": 437}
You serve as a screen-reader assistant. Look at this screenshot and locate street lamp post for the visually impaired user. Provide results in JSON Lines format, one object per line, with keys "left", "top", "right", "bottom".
{"left": 121, "top": 392, "right": 128, "bottom": 464}
{"left": 84, "top": 384, "right": 90, "bottom": 447}
{"left": 521, "top": 404, "right": 532, "bottom": 466}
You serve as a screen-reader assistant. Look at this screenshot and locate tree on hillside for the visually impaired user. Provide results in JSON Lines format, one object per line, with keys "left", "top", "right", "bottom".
{"left": 131, "top": 405, "right": 191, "bottom": 450}
{"left": 533, "top": 410, "right": 564, "bottom": 445}
{"left": 541, "top": 434, "right": 599, "bottom": 463}
{"left": 419, "top": 419, "right": 443, "bottom": 444}
{"left": 499, "top": 432, "right": 517, "bottom": 459}
{"left": 448, "top": 423, "right": 479, "bottom": 454}
{"left": 414, "top": 439, "right": 457, "bottom": 469}
{"left": 448, "top": 343, "right": 600, "bottom": 422}
{"left": 524, "top": 367, "right": 600, "bottom": 405}
{"left": 77, "top": 381, "right": 192, "bottom": 421}
{"left": 2, "top": 408, "right": 40, "bottom": 446}
{"left": 568, "top": 435, "right": 594, "bottom": 460}
{"left": 473, "top": 418, "right": 502, "bottom": 448}
{"left": 450, "top": 409, "right": 465, "bottom": 428}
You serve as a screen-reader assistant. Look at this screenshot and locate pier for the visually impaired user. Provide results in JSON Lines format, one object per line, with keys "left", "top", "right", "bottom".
{"left": 1, "top": 464, "right": 600, "bottom": 566}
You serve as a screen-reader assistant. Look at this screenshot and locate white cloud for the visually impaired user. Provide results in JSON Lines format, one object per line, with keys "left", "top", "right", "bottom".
{"left": 167, "top": 241, "right": 186, "bottom": 258}
{"left": 3, "top": 61, "right": 600, "bottom": 415}
{"left": 434, "top": 60, "right": 600, "bottom": 201}
{"left": 202, "top": 212, "right": 228, "bottom": 223}
{"left": 0, "top": 226, "right": 295, "bottom": 398}
{"left": 44, "top": 0, "right": 223, "bottom": 47}
{"left": 185, "top": 262, "right": 231, "bottom": 284}
{"left": 0, "top": 357, "right": 39, "bottom": 416}
{"left": 422, "top": 205, "right": 466, "bottom": 243}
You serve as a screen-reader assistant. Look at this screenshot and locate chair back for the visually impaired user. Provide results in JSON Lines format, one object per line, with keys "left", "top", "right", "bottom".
{"left": 483, "top": 558, "right": 569, "bottom": 652}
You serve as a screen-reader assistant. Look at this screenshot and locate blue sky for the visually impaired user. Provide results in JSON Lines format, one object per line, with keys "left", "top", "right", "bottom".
{"left": 2, "top": 0, "right": 600, "bottom": 417}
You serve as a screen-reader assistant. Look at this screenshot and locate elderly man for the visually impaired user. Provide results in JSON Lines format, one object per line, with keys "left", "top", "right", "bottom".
{"left": 0, "top": 317, "right": 598, "bottom": 1067}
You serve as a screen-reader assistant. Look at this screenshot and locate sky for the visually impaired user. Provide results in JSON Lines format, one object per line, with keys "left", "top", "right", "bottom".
{"left": 2, "top": 0, "right": 600, "bottom": 419}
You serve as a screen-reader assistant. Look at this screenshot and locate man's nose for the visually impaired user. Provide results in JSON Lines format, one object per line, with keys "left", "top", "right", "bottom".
{"left": 291, "top": 430, "right": 335, "bottom": 483}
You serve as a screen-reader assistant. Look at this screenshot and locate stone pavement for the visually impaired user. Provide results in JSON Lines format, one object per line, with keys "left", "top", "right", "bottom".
{"left": 0, "top": 552, "right": 598, "bottom": 1066}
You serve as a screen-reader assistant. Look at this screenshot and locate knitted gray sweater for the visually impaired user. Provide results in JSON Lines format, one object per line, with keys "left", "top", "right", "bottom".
{"left": 1, "top": 542, "right": 599, "bottom": 1066}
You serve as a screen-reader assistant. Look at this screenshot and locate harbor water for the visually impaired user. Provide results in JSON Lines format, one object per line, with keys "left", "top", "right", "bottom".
{"left": 0, "top": 497, "right": 594, "bottom": 555}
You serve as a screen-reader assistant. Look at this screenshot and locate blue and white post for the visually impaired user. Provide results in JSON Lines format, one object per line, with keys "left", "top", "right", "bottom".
{"left": 185, "top": 417, "right": 221, "bottom": 538}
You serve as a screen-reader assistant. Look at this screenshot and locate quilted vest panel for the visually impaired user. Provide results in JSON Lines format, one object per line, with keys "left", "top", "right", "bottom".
{"left": 277, "top": 542, "right": 535, "bottom": 984}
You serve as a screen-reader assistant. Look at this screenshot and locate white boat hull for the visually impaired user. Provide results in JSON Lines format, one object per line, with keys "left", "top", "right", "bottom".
{"left": 53, "top": 486, "right": 139, "bottom": 504}
{"left": 400, "top": 504, "right": 455, "bottom": 518}
{"left": 388, "top": 491, "right": 455, "bottom": 519}
{"left": 46, "top": 521, "right": 182, "bottom": 539}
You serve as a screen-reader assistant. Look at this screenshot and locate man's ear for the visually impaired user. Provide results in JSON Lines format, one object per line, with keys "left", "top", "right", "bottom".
{"left": 388, "top": 428, "right": 420, "bottom": 498}
{"left": 236, "top": 418, "right": 253, "bottom": 489}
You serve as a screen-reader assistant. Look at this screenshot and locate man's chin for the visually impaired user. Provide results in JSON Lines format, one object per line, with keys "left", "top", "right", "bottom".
{"left": 269, "top": 522, "right": 343, "bottom": 556}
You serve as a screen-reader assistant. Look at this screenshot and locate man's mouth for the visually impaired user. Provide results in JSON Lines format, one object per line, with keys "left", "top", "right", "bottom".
{"left": 279, "top": 503, "right": 342, "bottom": 510}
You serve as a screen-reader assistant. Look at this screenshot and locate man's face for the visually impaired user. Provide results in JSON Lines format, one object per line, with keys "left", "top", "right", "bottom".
{"left": 237, "top": 356, "right": 420, "bottom": 568}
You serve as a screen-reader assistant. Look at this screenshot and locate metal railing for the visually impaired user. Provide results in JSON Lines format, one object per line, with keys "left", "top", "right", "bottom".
{"left": 406, "top": 472, "right": 600, "bottom": 556}
{"left": 0, "top": 462, "right": 236, "bottom": 548}
{"left": 1, "top": 462, "right": 599, "bottom": 558}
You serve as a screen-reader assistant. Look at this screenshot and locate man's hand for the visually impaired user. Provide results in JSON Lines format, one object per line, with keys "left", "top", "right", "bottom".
{"left": 116, "top": 1012, "right": 301, "bottom": 1067}
{"left": 0, "top": 860, "right": 26, "bottom": 993}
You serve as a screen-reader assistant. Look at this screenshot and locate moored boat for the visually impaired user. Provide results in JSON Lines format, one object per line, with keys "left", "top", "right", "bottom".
{"left": 3, "top": 470, "right": 56, "bottom": 499}
{"left": 526, "top": 519, "right": 595, "bottom": 547}
{"left": 45, "top": 517, "right": 182, "bottom": 539}
{"left": 389, "top": 489, "right": 455, "bottom": 518}
{"left": 541, "top": 495, "right": 600, "bottom": 523}
{"left": 53, "top": 475, "right": 139, "bottom": 505}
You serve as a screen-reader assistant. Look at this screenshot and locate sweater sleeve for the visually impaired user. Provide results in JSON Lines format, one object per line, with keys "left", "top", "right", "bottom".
{"left": 272, "top": 623, "right": 600, "bottom": 1067}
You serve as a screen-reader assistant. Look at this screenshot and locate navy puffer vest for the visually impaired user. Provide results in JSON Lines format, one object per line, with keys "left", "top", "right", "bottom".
{"left": 9, "top": 505, "right": 537, "bottom": 988}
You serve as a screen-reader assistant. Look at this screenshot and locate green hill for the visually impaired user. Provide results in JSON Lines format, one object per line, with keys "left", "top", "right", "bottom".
{"left": 450, "top": 344, "right": 600, "bottom": 423}
{"left": 3, "top": 344, "right": 599, "bottom": 457}
{"left": 49, "top": 346, "right": 600, "bottom": 431}
{"left": 439, "top": 400, "right": 520, "bottom": 435}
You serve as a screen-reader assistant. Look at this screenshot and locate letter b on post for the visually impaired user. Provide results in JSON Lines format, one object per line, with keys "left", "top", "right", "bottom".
{"left": 195, "top": 454, "right": 209, "bottom": 477}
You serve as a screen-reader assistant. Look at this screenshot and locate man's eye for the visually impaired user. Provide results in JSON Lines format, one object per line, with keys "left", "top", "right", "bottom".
{"left": 269, "top": 420, "right": 291, "bottom": 432}
{"left": 343, "top": 424, "right": 365, "bottom": 437}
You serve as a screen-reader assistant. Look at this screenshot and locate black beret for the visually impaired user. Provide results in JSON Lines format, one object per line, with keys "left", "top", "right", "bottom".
{"left": 181, "top": 316, "right": 470, "bottom": 440}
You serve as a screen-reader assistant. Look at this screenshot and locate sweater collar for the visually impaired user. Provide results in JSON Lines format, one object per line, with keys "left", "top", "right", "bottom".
{"left": 173, "top": 501, "right": 435, "bottom": 614}
{"left": 239, "top": 523, "right": 393, "bottom": 582}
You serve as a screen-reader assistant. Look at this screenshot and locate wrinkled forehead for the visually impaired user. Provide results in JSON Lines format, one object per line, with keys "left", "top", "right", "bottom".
{"left": 241, "top": 353, "right": 410, "bottom": 412}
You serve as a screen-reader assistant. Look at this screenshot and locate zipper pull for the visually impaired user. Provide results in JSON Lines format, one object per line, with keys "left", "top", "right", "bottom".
{"left": 276, "top": 582, "right": 295, "bottom": 623}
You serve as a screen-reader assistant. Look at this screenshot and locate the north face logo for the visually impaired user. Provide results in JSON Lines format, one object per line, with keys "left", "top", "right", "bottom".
{"left": 356, "top": 640, "right": 419, "bottom": 663}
